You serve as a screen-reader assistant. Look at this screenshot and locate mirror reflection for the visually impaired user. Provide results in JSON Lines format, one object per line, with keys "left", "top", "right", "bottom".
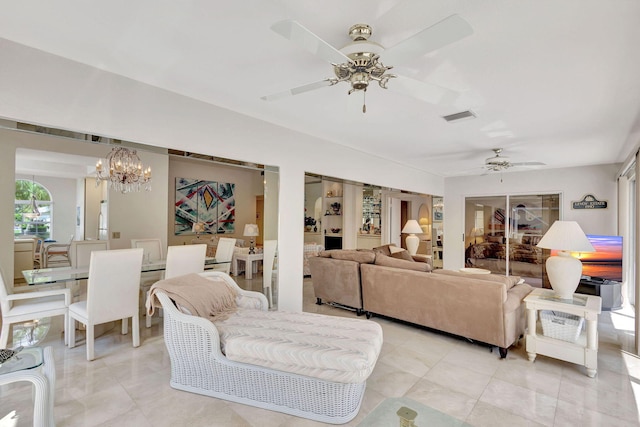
{"left": 10, "top": 123, "right": 280, "bottom": 309}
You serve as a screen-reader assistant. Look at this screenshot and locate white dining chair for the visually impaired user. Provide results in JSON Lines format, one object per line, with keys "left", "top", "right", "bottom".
{"left": 43, "top": 234, "right": 74, "bottom": 268}
{"left": 0, "top": 268, "right": 71, "bottom": 348}
{"left": 68, "top": 248, "right": 143, "bottom": 361}
{"left": 131, "top": 238, "right": 165, "bottom": 317}
{"left": 146, "top": 244, "right": 207, "bottom": 327}
{"left": 165, "top": 244, "right": 207, "bottom": 279}
{"left": 69, "top": 240, "right": 109, "bottom": 268}
{"left": 130, "top": 238, "right": 163, "bottom": 262}
{"left": 263, "top": 240, "right": 278, "bottom": 308}
{"left": 211, "top": 238, "right": 236, "bottom": 275}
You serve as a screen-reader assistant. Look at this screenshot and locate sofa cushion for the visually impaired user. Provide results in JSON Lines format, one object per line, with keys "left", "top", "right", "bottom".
{"left": 373, "top": 244, "right": 397, "bottom": 256}
{"left": 375, "top": 253, "right": 431, "bottom": 272}
{"left": 432, "top": 269, "right": 522, "bottom": 289}
{"left": 328, "top": 249, "right": 376, "bottom": 264}
{"left": 390, "top": 249, "right": 415, "bottom": 262}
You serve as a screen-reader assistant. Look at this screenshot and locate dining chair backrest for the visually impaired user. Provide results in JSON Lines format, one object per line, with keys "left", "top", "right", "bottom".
{"left": 131, "top": 238, "right": 164, "bottom": 261}
{"left": 262, "top": 240, "right": 278, "bottom": 280}
{"left": 70, "top": 240, "right": 109, "bottom": 268}
{"left": 165, "top": 244, "right": 207, "bottom": 279}
{"left": 86, "top": 248, "right": 143, "bottom": 325}
{"left": 263, "top": 239, "right": 278, "bottom": 291}
{"left": 0, "top": 268, "right": 10, "bottom": 311}
{"left": 214, "top": 238, "right": 237, "bottom": 263}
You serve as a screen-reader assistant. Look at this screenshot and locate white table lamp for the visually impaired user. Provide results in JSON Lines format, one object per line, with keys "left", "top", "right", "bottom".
{"left": 243, "top": 224, "right": 260, "bottom": 254}
{"left": 536, "top": 220, "right": 594, "bottom": 299}
{"left": 402, "top": 220, "right": 423, "bottom": 256}
{"left": 192, "top": 222, "right": 206, "bottom": 238}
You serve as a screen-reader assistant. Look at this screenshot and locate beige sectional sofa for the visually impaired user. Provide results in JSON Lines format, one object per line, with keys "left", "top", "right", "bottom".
{"left": 309, "top": 247, "right": 532, "bottom": 357}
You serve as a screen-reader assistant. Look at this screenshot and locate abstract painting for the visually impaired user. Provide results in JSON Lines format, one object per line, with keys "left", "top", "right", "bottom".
{"left": 175, "top": 178, "right": 235, "bottom": 235}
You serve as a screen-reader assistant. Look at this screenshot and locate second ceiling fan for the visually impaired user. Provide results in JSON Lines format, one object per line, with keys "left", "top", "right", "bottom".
{"left": 261, "top": 15, "right": 474, "bottom": 112}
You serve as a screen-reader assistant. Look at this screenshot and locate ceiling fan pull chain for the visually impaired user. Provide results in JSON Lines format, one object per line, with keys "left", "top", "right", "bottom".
{"left": 363, "top": 89, "right": 367, "bottom": 114}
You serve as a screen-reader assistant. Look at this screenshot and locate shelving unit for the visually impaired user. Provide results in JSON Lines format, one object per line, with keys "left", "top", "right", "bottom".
{"left": 322, "top": 181, "right": 343, "bottom": 249}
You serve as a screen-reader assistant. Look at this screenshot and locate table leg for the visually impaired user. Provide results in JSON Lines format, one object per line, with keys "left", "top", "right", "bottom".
{"left": 232, "top": 258, "right": 239, "bottom": 276}
{"left": 246, "top": 260, "right": 253, "bottom": 280}
{"left": 526, "top": 307, "right": 537, "bottom": 362}
{"left": 0, "top": 366, "right": 51, "bottom": 427}
{"left": 585, "top": 318, "right": 598, "bottom": 377}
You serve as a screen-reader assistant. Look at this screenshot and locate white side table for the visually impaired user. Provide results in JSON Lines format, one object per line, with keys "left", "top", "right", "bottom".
{"left": 524, "top": 288, "right": 602, "bottom": 377}
{"left": 0, "top": 346, "right": 55, "bottom": 426}
{"left": 232, "top": 253, "right": 264, "bottom": 280}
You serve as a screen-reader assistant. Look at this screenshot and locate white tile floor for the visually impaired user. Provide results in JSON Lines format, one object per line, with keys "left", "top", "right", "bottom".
{"left": 1, "top": 276, "right": 640, "bottom": 426}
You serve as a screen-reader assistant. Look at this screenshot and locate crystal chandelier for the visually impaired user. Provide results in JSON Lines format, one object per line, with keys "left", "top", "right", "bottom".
{"left": 96, "top": 147, "right": 152, "bottom": 193}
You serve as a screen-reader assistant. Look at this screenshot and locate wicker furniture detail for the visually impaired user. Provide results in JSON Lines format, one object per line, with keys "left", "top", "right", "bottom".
{"left": 156, "top": 275, "right": 375, "bottom": 424}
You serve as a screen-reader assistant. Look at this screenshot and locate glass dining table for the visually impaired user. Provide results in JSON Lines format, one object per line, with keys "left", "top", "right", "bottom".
{"left": 21, "top": 257, "right": 224, "bottom": 286}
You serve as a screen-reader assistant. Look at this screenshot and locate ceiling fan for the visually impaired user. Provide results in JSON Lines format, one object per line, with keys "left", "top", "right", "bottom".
{"left": 261, "top": 15, "right": 474, "bottom": 112}
{"left": 484, "top": 148, "right": 546, "bottom": 172}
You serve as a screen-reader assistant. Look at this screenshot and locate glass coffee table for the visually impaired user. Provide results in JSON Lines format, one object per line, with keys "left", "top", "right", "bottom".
{"left": 0, "top": 346, "right": 55, "bottom": 426}
{"left": 358, "top": 397, "right": 472, "bottom": 426}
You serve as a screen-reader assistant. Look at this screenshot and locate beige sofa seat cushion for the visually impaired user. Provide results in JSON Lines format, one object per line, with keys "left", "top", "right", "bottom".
{"left": 375, "top": 253, "right": 431, "bottom": 272}
{"left": 432, "top": 269, "right": 521, "bottom": 289}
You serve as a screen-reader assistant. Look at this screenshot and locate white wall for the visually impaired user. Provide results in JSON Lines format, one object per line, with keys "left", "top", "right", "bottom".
{"left": 443, "top": 164, "right": 620, "bottom": 270}
{"left": 0, "top": 40, "right": 445, "bottom": 310}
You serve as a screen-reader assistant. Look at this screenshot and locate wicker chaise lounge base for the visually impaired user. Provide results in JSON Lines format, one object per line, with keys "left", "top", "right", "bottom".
{"left": 156, "top": 272, "right": 382, "bottom": 424}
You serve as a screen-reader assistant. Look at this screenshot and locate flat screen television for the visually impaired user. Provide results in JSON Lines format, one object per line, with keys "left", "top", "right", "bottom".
{"left": 580, "top": 234, "right": 623, "bottom": 282}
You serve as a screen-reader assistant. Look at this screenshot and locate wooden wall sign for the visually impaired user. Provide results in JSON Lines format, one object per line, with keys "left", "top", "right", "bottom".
{"left": 572, "top": 194, "right": 607, "bottom": 210}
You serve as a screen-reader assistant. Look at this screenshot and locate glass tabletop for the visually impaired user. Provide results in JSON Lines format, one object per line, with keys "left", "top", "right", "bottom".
{"left": 0, "top": 347, "right": 43, "bottom": 374}
{"left": 358, "top": 397, "right": 471, "bottom": 426}
{"left": 527, "top": 288, "right": 588, "bottom": 307}
{"left": 22, "top": 257, "right": 223, "bottom": 285}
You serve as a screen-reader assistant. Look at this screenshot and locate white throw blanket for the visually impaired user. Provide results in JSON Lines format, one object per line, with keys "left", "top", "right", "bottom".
{"left": 146, "top": 273, "right": 238, "bottom": 322}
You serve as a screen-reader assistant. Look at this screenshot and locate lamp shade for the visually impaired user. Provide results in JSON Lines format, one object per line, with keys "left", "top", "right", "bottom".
{"left": 536, "top": 221, "right": 594, "bottom": 252}
{"left": 243, "top": 224, "right": 259, "bottom": 237}
{"left": 192, "top": 222, "right": 206, "bottom": 234}
{"left": 402, "top": 220, "right": 423, "bottom": 235}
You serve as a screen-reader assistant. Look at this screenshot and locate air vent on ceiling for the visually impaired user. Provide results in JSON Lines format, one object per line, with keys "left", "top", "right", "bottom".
{"left": 442, "top": 110, "right": 476, "bottom": 123}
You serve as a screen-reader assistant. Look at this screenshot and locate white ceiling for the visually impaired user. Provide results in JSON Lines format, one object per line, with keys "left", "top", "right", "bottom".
{"left": 2, "top": 0, "right": 640, "bottom": 177}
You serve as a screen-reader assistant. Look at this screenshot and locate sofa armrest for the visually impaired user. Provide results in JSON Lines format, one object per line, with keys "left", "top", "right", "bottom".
{"left": 411, "top": 254, "right": 432, "bottom": 266}
{"left": 504, "top": 283, "right": 533, "bottom": 314}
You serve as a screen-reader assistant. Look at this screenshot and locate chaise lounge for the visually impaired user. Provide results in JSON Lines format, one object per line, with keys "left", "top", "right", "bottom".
{"left": 149, "top": 271, "right": 382, "bottom": 424}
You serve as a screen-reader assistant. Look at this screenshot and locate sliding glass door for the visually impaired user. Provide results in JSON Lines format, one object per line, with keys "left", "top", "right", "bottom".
{"left": 465, "top": 194, "right": 560, "bottom": 286}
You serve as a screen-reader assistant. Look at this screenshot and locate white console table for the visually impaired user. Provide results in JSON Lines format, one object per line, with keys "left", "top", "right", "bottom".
{"left": 524, "top": 288, "right": 601, "bottom": 377}
{"left": 232, "top": 252, "right": 263, "bottom": 280}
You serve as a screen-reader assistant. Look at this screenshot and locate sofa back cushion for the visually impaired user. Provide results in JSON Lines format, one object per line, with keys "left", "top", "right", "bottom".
{"left": 389, "top": 247, "right": 415, "bottom": 262}
{"left": 375, "top": 253, "right": 431, "bottom": 272}
{"left": 318, "top": 249, "right": 375, "bottom": 264}
{"left": 372, "top": 244, "right": 397, "bottom": 257}
{"left": 432, "top": 269, "right": 521, "bottom": 289}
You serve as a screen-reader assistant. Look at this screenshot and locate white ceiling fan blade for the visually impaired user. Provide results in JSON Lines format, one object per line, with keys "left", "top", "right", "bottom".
{"left": 271, "top": 19, "right": 351, "bottom": 65}
{"left": 261, "top": 79, "right": 333, "bottom": 101}
{"left": 388, "top": 75, "right": 460, "bottom": 105}
{"left": 510, "top": 162, "right": 546, "bottom": 167}
{"left": 381, "top": 14, "right": 473, "bottom": 66}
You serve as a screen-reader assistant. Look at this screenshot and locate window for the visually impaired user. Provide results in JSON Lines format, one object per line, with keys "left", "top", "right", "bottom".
{"left": 15, "top": 179, "right": 52, "bottom": 239}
